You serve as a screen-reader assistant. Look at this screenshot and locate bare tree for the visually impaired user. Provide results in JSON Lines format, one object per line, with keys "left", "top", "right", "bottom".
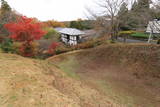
{"left": 86, "top": 0, "right": 129, "bottom": 40}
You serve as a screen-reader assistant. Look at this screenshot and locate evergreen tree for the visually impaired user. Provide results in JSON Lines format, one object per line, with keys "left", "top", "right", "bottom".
{"left": 0, "top": 0, "right": 17, "bottom": 36}
{"left": 123, "top": 0, "right": 152, "bottom": 30}
{"left": 70, "top": 20, "right": 84, "bottom": 30}
{"left": 118, "top": 2, "right": 130, "bottom": 30}
{"left": 1, "top": 0, "right": 11, "bottom": 15}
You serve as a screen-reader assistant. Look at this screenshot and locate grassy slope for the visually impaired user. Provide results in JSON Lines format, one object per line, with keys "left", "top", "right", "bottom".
{"left": 0, "top": 53, "right": 116, "bottom": 107}
{"left": 48, "top": 43, "right": 160, "bottom": 107}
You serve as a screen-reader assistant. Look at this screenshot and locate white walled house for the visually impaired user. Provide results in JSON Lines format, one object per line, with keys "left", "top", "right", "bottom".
{"left": 146, "top": 20, "right": 160, "bottom": 34}
{"left": 146, "top": 20, "right": 160, "bottom": 43}
{"left": 55, "top": 28, "right": 85, "bottom": 45}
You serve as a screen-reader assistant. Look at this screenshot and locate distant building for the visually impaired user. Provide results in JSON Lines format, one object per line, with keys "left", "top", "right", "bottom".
{"left": 55, "top": 28, "right": 85, "bottom": 45}
{"left": 146, "top": 20, "right": 160, "bottom": 34}
{"left": 146, "top": 19, "right": 160, "bottom": 43}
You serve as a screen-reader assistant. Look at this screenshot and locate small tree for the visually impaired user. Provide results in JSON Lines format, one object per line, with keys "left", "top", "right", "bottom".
{"left": 4, "top": 16, "right": 46, "bottom": 57}
{"left": 1, "top": 0, "right": 11, "bottom": 15}
{"left": 118, "top": 2, "right": 129, "bottom": 30}
{"left": 48, "top": 42, "right": 59, "bottom": 55}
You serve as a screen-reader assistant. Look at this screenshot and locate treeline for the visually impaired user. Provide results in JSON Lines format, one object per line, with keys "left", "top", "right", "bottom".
{"left": 89, "top": 0, "right": 160, "bottom": 40}
{"left": 118, "top": 0, "right": 160, "bottom": 31}
{"left": 69, "top": 19, "right": 93, "bottom": 30}
{"left": 0, "top": 0, "right": 20, "bottom": 36}
{"left": 43, "top": 19, "right": 93, "bottom": 30}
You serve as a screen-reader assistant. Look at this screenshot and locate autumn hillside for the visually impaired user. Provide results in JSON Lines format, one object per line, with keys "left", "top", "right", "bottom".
{"left": 0, "top": 43, "right": 160, "bottom": 107}
{"left": 48, "top": 43, "right": 160, "bottom": 107}
{"left": 0, "top": 52, "right": 118, "bottom": 107}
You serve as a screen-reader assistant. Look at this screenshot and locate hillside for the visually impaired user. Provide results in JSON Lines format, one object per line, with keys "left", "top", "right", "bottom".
{"left": 0, "top": 53, "right": 116, "bottom": 107}
{"left": 1, "top": 43, "right": 160, "bottom": 107}
{"left": 48, "top": 43, "right": 160, "bottom": 107}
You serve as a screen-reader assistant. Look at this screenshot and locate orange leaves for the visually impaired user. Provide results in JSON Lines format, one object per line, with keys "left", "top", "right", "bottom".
{"left": 48, "top": 42, "right": 59, "bottom": 55}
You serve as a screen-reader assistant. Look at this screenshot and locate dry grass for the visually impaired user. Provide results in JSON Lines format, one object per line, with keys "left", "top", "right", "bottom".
{"left": 0, "top": 53, "right": 117, "bottom": 107}
{"left": 0, "top": 53, "right": 79, "bottom": 107}
{"left": 48, "top": 43, "right": 160, "bottom": 107}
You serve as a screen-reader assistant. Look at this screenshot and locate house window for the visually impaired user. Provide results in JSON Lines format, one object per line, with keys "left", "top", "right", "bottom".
{"left": 76, "top": 36, "right": 79, "bottom": 41}
{"left": 66, "top": 35, "right": 69, "bottom": 42}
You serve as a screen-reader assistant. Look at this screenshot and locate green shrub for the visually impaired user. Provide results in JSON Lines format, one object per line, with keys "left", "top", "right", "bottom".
{"left": 130, "top": 32, "right": 149, "bottom": 38}
{"left": 43, "top": 27, "right": 60, "bottom": 40}
{"left": 119, "top": 31, "right": 135, "bottom": 37}
{"left": 119, "top": 31, "right": 150, "bottom": 39}
{"left": 0, "top": 38, "right": 14, "bottom": 53}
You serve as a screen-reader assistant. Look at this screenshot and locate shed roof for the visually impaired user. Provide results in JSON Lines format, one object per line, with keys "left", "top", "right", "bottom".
{"left": 55, "top": 28, "right": 85, "bottom": 36}
{"left": 54, "top": 27, "right": 64, "bottom": 32}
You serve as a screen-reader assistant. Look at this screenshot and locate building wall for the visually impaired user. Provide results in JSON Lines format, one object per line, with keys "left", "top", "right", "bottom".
{"left": 61, "top": 34, "right": 68, "bottom": 44}
{"left": 61, "top": 34, "right": 81, "bottom": 45}
{"left": 146, "top": 21, "right": 160, "bottom": 34}
{"left": 69, "top": 36, "right": 77, "bottom": 45}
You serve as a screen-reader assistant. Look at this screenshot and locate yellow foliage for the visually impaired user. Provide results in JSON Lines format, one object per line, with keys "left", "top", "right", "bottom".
{"left": 45, "top": 20, "right": 66, "bottom": 28}
{"left": 119, "top": 30, "right": 136, "bottom": 36}
{"left": 119, "top": 31, "right": 135, "bottom": 35}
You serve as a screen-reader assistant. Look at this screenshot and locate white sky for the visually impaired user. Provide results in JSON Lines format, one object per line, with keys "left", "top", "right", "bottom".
{"left": 5, "top": 0, "right": 97, "bottom": 21}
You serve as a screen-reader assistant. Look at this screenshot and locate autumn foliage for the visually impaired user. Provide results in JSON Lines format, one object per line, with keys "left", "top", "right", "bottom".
{"left": 48, "top": 42, "right": 59, "bottom": 55}
{"left": 44, "top": 20, "right": 65, "bottom": 28}
{"left": 4, "top": 16, "right": 46, "bottom": 57}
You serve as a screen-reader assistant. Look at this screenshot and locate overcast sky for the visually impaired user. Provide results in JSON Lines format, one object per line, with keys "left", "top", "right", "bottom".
{"left": 5, "top": 0, "right": 97, "bottom": 21}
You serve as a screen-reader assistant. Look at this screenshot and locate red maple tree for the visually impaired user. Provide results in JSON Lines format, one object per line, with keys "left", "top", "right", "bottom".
{"left": 4, "top": 16, "right": 46, "bottom": 57}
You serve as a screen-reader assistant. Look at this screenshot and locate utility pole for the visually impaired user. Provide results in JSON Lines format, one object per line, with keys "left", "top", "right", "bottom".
{"left": 148, "top": 30, "right": 153, "bottom": 43}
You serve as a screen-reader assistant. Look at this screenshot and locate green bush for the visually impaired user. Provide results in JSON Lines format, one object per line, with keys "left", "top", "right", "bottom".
{"left": 119, "top": 31, "right": 150, "bottom": 39}
{"left": 0, "top": 38, "right": 14, "bottom": 53}
{"left": 43, "top": 27, "right": 60, "bottom": 40}
{"left": 130, "top": 32, "right": 149, "bottom": 38}
{"left": 119, "top": 31, "right": 135, "bottom": 37}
